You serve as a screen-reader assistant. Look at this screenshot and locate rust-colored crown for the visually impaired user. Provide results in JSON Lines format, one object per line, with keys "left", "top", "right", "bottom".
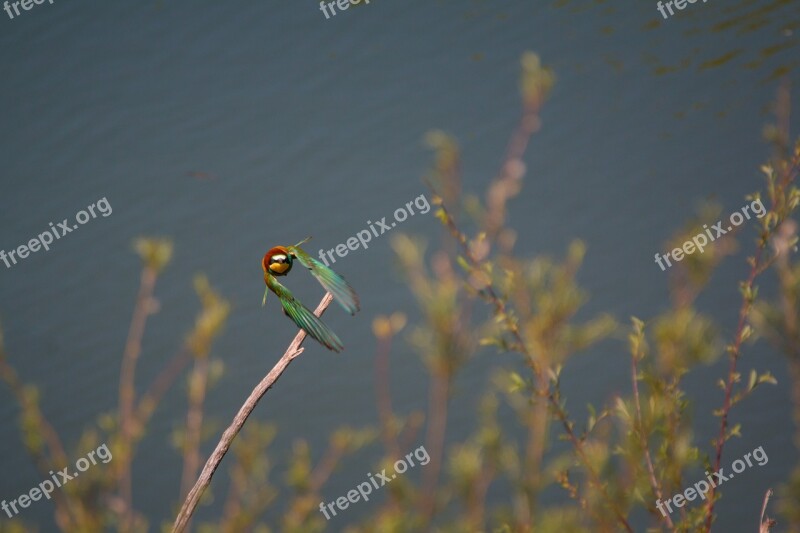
{"left": 263, "top": 246, "right": 293, "bottom": 276}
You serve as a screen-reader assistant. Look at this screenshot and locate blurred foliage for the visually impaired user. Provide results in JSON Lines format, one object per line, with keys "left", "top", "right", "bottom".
{"left": 0, "top": 52, "right": 799, "bottom": 533}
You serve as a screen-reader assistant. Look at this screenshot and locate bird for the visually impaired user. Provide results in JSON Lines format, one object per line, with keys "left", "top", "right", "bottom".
{"left": 262, "top": 237, "right": 359, "bottom": 352}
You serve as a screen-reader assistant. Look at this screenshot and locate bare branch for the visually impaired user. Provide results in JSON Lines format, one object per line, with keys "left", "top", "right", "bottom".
{"left": 759, "top": 488, "right": 775, "bottom": 533}
{"left": 171, "top": 292, "right": 334, "bottom": 533}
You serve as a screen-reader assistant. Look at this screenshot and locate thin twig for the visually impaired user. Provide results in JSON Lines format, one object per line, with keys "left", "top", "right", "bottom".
{"left": 135, "top": 346, "right": 192, "bottom": 427}
{"left": 436, "top": 200, "right": 634, "bottom": 532}
{"left": 0, "top": 349, "right": 75, "bottom": 530}
{"left": 375, "top": 333, "right": 400, "bottom": 459}
{"left": 631, "top": 349, "right": 673, "bottom": 528}
{"left": 704, "top": 153, "right": 800, "bottom": 532}
{"left": 178, "top": 352, "right": 212, "bottom": 532}
{"left": 309, "top": 441, "right": 348, "bottom": 492}
{"left": 118, "top": 266, "right": 159, "bottom": 531}
{"left": 419, "top": 371, "right": 450, "bottom": 522}
{"left": 171, "top": 293, "right": 334, "bottom": 533}
{"left": 759, "top": 488, "right": 775, "bottom": 533}
{"left": 704, "top": 245, "right": 765, "bottom": 532}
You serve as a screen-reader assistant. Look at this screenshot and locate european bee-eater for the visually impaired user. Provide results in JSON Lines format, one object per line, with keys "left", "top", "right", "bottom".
{"left": 262, "top": 237, "right": 359, "bottom": 352}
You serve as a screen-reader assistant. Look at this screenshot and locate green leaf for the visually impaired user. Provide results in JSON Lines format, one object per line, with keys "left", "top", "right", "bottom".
{"left": 508, "top": 372, "right": 526, "bottom": 393}
{"left": 758, "top": 372, "right": 778, "bottom": 386}
{"left": 457, "top": 255, "right": 472, "bottom": 272}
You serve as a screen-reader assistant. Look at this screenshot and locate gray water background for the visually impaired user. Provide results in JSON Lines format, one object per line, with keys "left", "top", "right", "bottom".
{"left": 0, "top": 0, "right": 799, "bottom": 530}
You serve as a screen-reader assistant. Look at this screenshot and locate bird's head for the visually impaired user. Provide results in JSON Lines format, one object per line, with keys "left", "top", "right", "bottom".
{"left": 263, "top": 246, "right": 293, "bottom": 276}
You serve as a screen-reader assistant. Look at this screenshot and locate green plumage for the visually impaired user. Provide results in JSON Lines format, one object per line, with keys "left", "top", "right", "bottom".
{"left": 265, "top": 274, "right": 344, "bottom": 352}
{"left": 262, "top": 238, "right": 359, "bottom": 352}
{"left": 287, "top": 245, "right": 360, "bottom": 315}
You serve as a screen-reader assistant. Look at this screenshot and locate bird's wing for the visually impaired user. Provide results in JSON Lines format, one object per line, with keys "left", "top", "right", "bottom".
{"left": 265, "top": 274, "right": 344, "bottom": 352}
{"left": 288, "top": 245, "right": 360, "bottom": 315}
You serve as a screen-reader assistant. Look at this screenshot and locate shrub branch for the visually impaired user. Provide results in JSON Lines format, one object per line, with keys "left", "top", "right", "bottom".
{"left": 171, "top": 292, "right": 333, "bottom": 533}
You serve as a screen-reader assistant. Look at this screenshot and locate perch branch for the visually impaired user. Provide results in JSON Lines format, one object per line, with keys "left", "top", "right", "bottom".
{"left": 171, "top": 292, "right": 334, "bottom": 533}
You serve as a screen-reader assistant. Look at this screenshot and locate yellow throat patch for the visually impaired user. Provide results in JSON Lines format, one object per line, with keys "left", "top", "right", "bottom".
{"left": 270, "top": 261, "right": 291, "bottom": 274}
